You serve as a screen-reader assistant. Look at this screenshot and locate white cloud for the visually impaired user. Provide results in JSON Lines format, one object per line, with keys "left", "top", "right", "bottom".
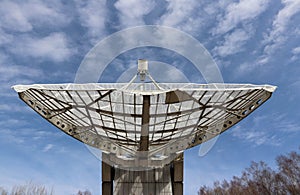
{"left": 0, "top": 119, "right": 29, "bottom": 128}
{"left": 289, "top": 80, "right": 300, "bottom": 92}
{"left": 292, "top": 46, "right": 300, "bottom": 55}
{"left": 0, "top": 52, "right": 8, "bottom": 65}
{"left": 0, "top": 0, "right": 74, "bottom": 79}
{"left": 231, "top": 112, "right": 300, "bottom": 146}
{"left": 0, "top": 54, "right": 45, "bottom": 97}
{"left": 235, "top": 62, "right": 257, "bottom": 76}
{"left": 0, "top": 64, "right": 43, "bottom": 82}
{"left": 0, "top": 1, "right": 32, "bottom": 32}
{"left": 231, "top": 125, "right": 279, "bottom": 146}
{"left": 0, "top": 104, "right": 32, "bottom": 114}
{"left": 0, "top": 125, "right": 62, "bottom": 149}
{"left": 0, "top": 1, "right": 73, "bottom": 63}
{"left": 270, "top": 113, "right": 300, "bottom": 133}
{"left": 0, "top": 128, "right": 25, "bottom": 144}
{"left": 0, "top": 1, "right": 71, "bottom": 32}
{"left": 270, "top": 0, "right": 300, "bottom": 39}
{"left": 0, "top": 29, "right": 13, "bottom": 45}
{"left": 114, "top": 0, "right": 155, "bottom": 27}
{"left": 291, "top": 46, "right": 300, "bottom": 61}
{"left": 158, "top": 0, "right": 198, "bottom": 26}
{"left": 0, "top": 129, "right": 25, "bottom": 144}
{"left": 213, "top": 29, "right": 251, "bottom": 57}
{"left": 75, "top": 0, "right": 107, "bottom": 42}
{"left": 42, "top": 144, "right": 54, "bottom": 152}
{"left": 207, "top": 0, "right": 271, "bottom": 62}
{"left": 202, "top": 1, "right": 230, "bottom": 16}
{"left": 11, "top": 33, "right": 72, "bottom": 62}
{"left": 263, "top": 0, "right": 300, "bottom": 60}
{"left": 22, "top": 1, "right": 72, "bottom": 27}
{"left": 31, "top": 130, "right": 62, "bottom": 141}
{"left": 156, "top": 0, "right": 209, "bottom": 35}
{"left": 213, "top": 0, "right": 270, "bottom": 35}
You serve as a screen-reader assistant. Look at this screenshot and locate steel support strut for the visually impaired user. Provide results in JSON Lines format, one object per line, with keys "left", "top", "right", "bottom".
{"left": 139, "top": 95, "right": 150, "bottom": 151}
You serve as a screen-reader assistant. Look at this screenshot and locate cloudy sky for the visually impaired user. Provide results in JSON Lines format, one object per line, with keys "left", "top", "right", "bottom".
{"left": 1, "top": 0, "right": 300, "bottom": 194}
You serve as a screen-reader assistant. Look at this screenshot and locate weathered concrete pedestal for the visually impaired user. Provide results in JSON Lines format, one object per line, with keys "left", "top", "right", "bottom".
{"left": 102, "top": 154, "right": 183, "bottom": 195}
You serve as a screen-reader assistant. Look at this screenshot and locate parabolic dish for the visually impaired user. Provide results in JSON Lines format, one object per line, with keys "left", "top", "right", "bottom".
{"left": 13, "top": 82, "right": 276, "bottom": 168}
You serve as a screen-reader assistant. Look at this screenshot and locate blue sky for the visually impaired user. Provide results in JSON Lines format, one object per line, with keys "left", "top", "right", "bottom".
{"left": 0, "top": 0, "right": 300, "bottom": 194}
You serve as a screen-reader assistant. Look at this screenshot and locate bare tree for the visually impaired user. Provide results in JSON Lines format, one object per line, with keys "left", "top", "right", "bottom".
{"left": 276, "top": 150, "right": 300, "bottom": 194}
{"left": 199, "top": 148, "right": 300, "bottom": 195}
{"left": 77, "top": 190, "right": 92, "bottom": 195}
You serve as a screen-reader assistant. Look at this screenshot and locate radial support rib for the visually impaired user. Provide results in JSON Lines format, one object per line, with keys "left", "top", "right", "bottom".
{"left": 139, "top": 95, "right": 150, "bottom": 151}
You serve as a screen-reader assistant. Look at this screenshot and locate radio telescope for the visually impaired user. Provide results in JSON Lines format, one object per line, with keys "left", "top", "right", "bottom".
{"left": 13, "top": 60, "right": 276, "bottom": 194}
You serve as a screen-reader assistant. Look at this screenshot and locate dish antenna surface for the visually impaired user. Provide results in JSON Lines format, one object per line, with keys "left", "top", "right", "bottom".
{"left": 13, "top": 60, "right": 276, "bottom": 194}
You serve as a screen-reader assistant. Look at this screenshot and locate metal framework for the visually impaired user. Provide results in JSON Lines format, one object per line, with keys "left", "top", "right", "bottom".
{"left": 13, "top": 61, "right": 276, "bottom": 194}
{"left": 13, "top": 82, "right": 276, "bottom": 167}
